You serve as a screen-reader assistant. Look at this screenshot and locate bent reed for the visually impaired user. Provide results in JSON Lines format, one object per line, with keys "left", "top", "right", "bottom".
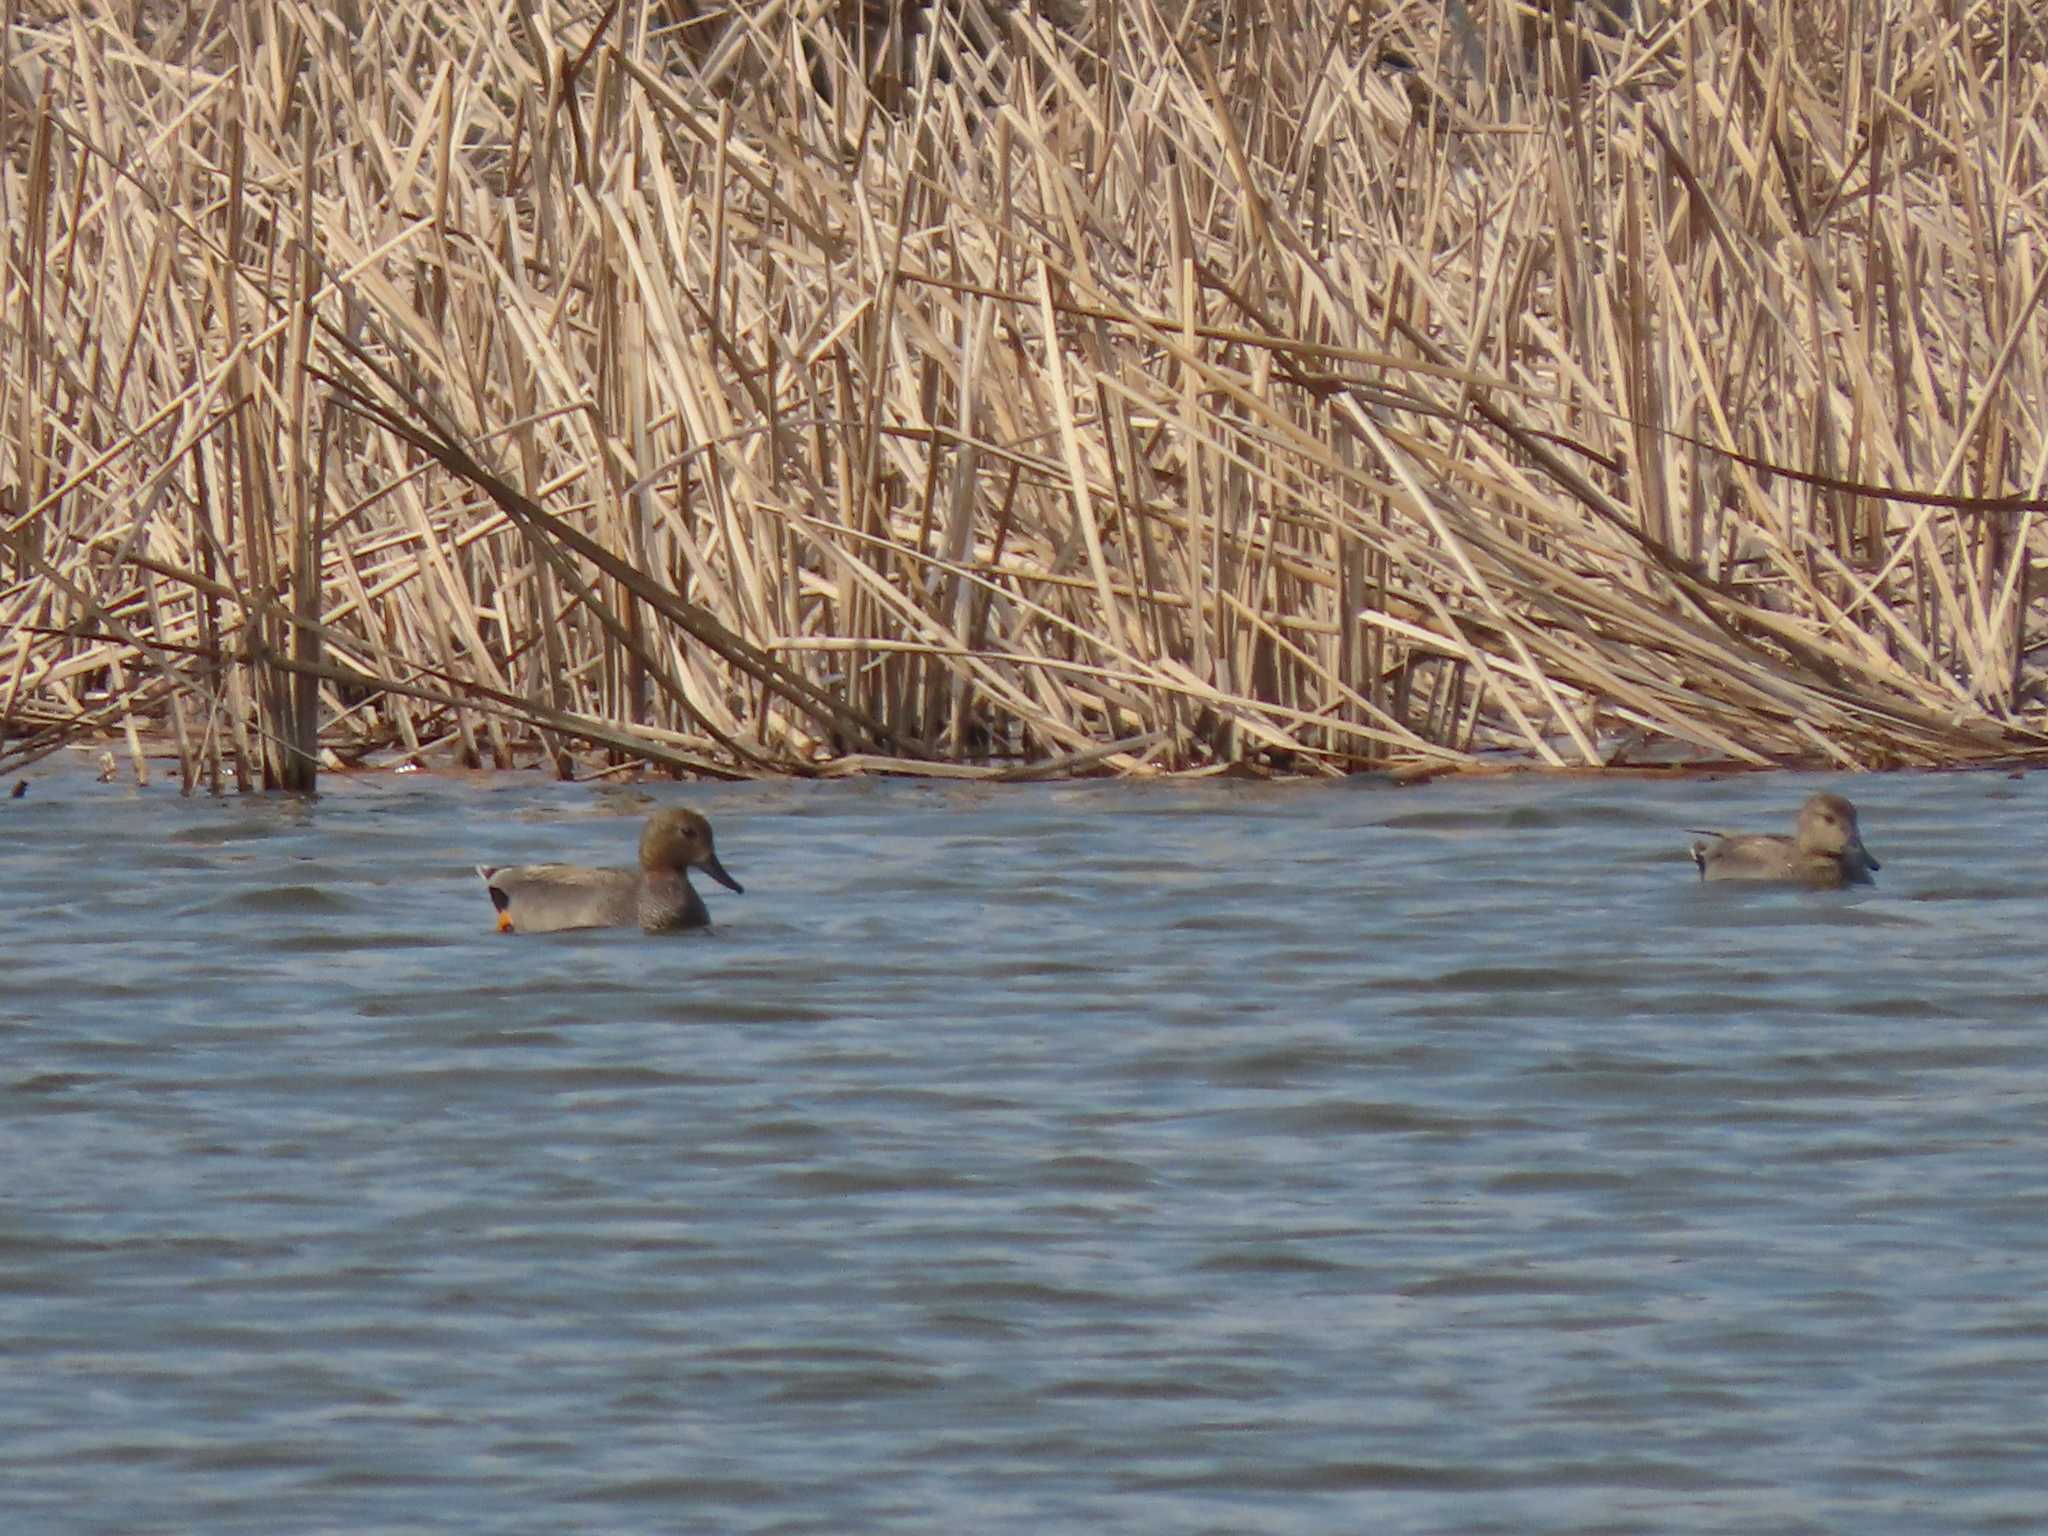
{"left": 3, "top": 0, "right": 2046, "bottom": 789}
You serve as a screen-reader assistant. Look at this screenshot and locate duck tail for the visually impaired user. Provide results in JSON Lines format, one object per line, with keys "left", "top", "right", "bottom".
{"left": 476, "top": 866, "right": 515, "bottom": 931}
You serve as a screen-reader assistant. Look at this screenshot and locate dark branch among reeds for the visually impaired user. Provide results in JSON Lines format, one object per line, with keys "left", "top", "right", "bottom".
{"left": 4, "top": 0, "right": 2047, "bottom": 787}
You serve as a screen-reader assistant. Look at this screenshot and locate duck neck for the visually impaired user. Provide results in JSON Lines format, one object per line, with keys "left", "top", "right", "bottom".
{"left": 639, "top": 867, "right": 709, "bottom": 932}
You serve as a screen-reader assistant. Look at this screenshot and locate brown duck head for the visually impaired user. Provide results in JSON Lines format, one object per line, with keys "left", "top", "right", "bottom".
{"left": 640, "top": 808, "right": 744, "bottom": 894}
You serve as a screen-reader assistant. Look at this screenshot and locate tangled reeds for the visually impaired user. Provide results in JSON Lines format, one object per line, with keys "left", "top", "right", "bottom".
{"left": 3, "top": 0, "right": 2046, "bottom": 787}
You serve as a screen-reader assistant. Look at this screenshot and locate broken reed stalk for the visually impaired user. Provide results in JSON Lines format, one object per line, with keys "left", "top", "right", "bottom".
{"left": 2, "top": 0, "right": 2047, "bottom": 789}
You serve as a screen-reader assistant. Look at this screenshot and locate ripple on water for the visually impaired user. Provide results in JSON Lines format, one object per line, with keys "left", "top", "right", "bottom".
{"left": 4, "top": 768, "right": 2048, "bottom": 1533}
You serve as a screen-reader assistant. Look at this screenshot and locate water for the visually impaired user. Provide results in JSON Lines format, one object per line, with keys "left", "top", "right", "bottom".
{"left": 4, "top": 763, "right": 2046, "bottom": 1534}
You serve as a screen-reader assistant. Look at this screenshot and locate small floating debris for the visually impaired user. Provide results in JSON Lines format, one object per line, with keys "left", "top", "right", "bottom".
{"left": 96, "top": 751, "right": 117, "bottom": 783}
{"left": 8, "top": 780, "right": 24, "bottom": 799}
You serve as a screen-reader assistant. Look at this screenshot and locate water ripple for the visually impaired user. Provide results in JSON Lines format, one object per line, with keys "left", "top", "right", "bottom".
{"left": 3, "top": 766, "right": 2047, "bottom": 1531}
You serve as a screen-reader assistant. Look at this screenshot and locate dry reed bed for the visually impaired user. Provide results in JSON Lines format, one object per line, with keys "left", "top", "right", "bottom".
{"left": 2, "top": 0, "right": 2046, "bottom": 787}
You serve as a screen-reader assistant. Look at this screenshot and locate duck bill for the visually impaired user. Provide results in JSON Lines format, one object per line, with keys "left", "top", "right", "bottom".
{"left": 698, "top": 851, "right": 744, "bottom": 894}
{"left": 1851, "top": 836, "right": 1879, "bottom": 873}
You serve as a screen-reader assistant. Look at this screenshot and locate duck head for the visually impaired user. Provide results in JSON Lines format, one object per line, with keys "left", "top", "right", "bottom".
{"left": 1797, "top": 793, "right": 1879, "bottom": 872}
{"left": 640, "top": 808, "right": 744, "bottom": 893}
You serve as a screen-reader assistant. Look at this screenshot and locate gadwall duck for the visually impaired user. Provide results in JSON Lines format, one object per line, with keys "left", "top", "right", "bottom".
{"left": 478, "top": 808, "right": 742, "bottom": 933}
{"left": 1689, "top": 792, "right": 1879, "bottom": 888}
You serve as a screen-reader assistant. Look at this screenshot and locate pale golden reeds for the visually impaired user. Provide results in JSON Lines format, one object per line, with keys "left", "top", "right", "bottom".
{"left": 2, "top": 0, "right": 2045, "bottom": 788}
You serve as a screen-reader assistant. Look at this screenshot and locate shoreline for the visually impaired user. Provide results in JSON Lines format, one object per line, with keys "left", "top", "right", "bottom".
{"left": 10, "top": 730, "right": 2037, "bottom": 799}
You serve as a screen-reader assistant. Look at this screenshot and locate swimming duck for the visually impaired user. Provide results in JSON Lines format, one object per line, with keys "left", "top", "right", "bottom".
{"left": 1689, "top": 792, "right": 1879, "bottom": 888}
{"left": 478, "top": 808, "right": 742, "bottom": 933}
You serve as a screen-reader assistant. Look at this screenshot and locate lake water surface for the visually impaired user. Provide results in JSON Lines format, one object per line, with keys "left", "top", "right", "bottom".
{"left": 4, "top": 763, "right": 2046, "bottom": 1534}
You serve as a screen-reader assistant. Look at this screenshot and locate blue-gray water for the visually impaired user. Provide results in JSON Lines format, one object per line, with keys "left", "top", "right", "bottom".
{"left": 4, "top": 765, "right": 2046, "bottom": 1534}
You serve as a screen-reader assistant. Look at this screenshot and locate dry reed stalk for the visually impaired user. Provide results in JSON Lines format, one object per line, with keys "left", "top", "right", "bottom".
{"left": 3, "top": 0, "right": 2047, "bottom": 786}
